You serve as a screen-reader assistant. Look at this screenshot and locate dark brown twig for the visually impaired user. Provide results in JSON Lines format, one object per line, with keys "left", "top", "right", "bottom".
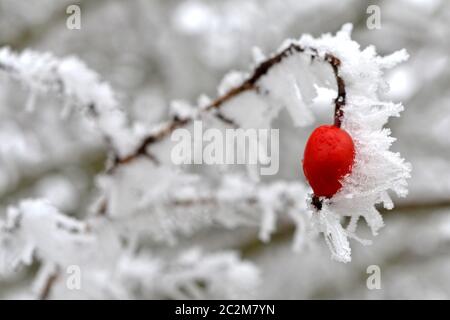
{"left": 325, "top": 54, "right": 346, "bottom": 127}
{"left": 38, "top": 268, "right": 60, "bottom": 300}
{"left": 311, "top": 195, "right": 323, "bottom": 211}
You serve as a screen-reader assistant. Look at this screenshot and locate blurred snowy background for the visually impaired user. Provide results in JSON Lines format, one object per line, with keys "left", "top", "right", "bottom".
{"left": 0, "top": 0, "right": 449, "bottom": 299}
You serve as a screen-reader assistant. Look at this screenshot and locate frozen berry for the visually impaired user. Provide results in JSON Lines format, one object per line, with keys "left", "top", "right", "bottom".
{"left": 302, "top": 125, "right": 355, "bottom": 198}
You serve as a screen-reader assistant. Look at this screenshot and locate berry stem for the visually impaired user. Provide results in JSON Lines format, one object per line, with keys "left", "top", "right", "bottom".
{"left": 325, "top": 54, "right": 346, "bottom": 128}
{"left": 312, "top": 195, "right": 323, "bottom": 210}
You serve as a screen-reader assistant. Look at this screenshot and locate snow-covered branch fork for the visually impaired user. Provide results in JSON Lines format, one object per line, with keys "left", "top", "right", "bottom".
{"left": 0, "top": 25, "right": 411, "bottom": 299}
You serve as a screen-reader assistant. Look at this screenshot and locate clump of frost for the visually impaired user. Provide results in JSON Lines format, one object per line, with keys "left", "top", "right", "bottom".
{"left": 217, "top": 70, "right": 247, "bottom": 96}
{"left": 170, "top": 100, "right": 199, "bottom": 120}
{"left": 0, "top": 199, "right": 91, "bottom": 274}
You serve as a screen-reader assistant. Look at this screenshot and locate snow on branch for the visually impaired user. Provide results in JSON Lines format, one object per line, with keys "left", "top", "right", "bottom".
{"left": 0, "top": 47, "right": 140, "bottom": 157}
{"left": 107, "top": 36, "right": 347, "bottom": 172}
{"left": 0, "top": 199, "right": 92, "bottom": 274}
{"left": 0, "top": 199, "right": 260, "bottom": 299}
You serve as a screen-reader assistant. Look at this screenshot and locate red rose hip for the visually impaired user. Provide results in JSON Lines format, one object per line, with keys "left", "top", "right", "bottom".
{"left": 302, "top": 125, "right": 355, "bottom": 198}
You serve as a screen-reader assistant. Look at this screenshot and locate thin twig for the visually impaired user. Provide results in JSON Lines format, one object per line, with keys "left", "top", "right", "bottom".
{"left": 39, "top": 269, "right": 60, "bottom": 300}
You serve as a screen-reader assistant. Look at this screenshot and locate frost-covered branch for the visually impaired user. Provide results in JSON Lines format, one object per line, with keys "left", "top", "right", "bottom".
{"left": 108, "top": 43, "right": 347, "bottom": 172}
{"left": 0, "top": 199, "right": 260, "bottom": 299}
{"left": 0, "top": 32, "right": 349, "bottom": 176}
{"left": 0, "top": 47, "right": 139, "bottom": 158}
